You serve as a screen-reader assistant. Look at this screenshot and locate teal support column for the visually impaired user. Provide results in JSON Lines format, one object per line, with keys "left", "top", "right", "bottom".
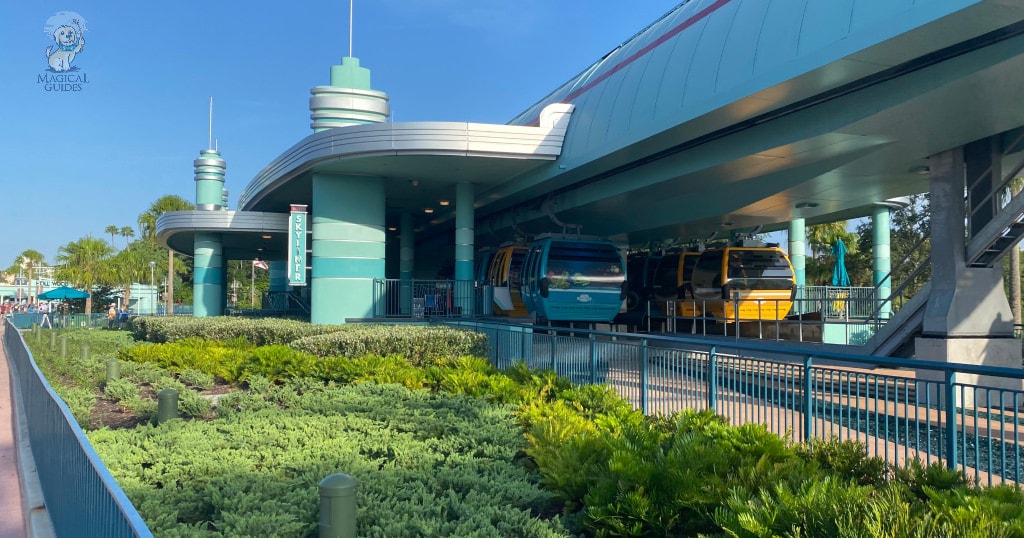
{"left": 193, "top": 232, "right": 224, "bottom": 317}
{"left": 789, "top": 218, "right": 806, "bottom": 313}
{"left": 455, "top": 182, "right": 475, "bottom": 316}
{"left": 220, "top": 263, "right": 228, "bottom": 313}
{"left": 872, "top": 204, "right": 893, "bottom": 320}
{"left": 311, "top": 174, "right": 385, "bottom": 324}
{"left": 399, "top": 212, "right": 414, "bottom": 315}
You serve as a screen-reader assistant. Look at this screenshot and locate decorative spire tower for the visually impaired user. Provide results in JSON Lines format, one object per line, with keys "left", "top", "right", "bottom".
{"left": 309, "top": 57, "right": 390, "bottom": 131}
{"left": 308, "top": 3, "right": 389, "bottom": 131}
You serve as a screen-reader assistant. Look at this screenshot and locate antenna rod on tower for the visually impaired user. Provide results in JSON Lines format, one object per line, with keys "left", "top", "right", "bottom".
{"left": 208, "top": 96, "right": 214, "bottom": 150}
{"left": 349, "top": 0, "right": 354, "bottom": 57}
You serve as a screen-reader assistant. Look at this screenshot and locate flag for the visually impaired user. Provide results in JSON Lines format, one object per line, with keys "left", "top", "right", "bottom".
{"left": 253, "top": 260, "right": 269, "bottom": 270}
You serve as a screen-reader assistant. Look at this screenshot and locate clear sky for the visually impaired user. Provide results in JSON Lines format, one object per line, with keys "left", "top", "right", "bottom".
{"left": 0, "top": 0, "right": 682, "bottom": 267}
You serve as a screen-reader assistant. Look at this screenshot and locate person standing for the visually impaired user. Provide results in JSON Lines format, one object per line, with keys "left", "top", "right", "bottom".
{"left": 107, "top": 304, "right": 117, "bottom": 329}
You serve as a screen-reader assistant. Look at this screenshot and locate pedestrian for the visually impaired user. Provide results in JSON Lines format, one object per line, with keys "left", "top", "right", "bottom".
{"left": 118, "top": 307, "right": 128, "bottom": 330}
{"left": 107, "top": 304, "right": 117, "bottom": 329}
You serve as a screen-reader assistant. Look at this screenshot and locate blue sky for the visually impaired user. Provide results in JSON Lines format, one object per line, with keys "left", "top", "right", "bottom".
{"left": 0, "top": 0, "right": 681, "bottom": 266}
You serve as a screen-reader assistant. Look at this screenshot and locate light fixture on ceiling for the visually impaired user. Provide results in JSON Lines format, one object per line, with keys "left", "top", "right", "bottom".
{"left": 439, "top": 200, "right": 450, "bottom": 206}
{"left": 410, "top": 179, "right": 420, "bottom": 187}
{"left": 424, "top": 208, "right": 434, "bottom": 214}
{"left": 257, "top": 247, "right": 263, "bottom": 252}
{"left": 721, "top": 221, "right": 734, "bottom": 227}
{"left": 909, "top": 165, "right": 930, "bottom": 175}
{"left": 387, "top": 226, "right": 397, "bottom": 231}
{"left": 261, "top": 234, "right": 272, "bottom": 239}
{"left": 795, "top": 202, "right": 819, "bottom": 209}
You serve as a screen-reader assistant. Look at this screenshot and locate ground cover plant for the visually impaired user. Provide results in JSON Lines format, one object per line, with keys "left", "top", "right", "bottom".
{"left": 23, "top": 324, "right": 1024, "bottom": 537}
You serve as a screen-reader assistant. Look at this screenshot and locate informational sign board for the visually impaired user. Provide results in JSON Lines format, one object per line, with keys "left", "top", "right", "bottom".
{"left": 288, "top": 204, "right": 308, "bottom": 286}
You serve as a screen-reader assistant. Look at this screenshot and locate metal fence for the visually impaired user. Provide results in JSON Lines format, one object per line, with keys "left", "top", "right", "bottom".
{"left": 373, "top": 279, "right": 480, "bottom": 318}
{"left": 798, "top": 286, "right": 879, "bottom": 319}
{"left": 439, "top": 319, "right": 1024, "bottom": 486}
{"left": 2, "top": 321, "right": 152, "bottom": 537}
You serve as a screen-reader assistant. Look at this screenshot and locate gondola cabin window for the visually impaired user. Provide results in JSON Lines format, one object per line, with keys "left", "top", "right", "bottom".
{"left": 725, "top": 249, "right": 794, "bottom": 290}
{"left": 546, "top": 242, "right": 624, "bottom": 289}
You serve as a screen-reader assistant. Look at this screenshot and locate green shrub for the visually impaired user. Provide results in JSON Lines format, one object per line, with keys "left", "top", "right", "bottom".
{"left": 177, "top": 389, "right": 212, "bottom": 419}
{"left": 715, "top": 476, "right": 873, "bottom": 537}
{"left": 177, "top": 368, "right": 214, "bottom": 390}
{"left": 130, "top": 316, "right": 344, "bottom": 345}
{"left": 104, "top": 378, "right": 139, "bottom": 403}
{"left": 796, "top": 437, "right": 889, "bottom": 485}
{"left": 56, "top": 386, "right": 96, "bottom": 425}
{"left": 289, "top": 324, "right": 489, "bottom": 365}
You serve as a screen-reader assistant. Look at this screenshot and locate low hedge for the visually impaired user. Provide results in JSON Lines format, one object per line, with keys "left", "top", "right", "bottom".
{"left": 289, "top": 325, "right": 489, "bottom": 366}
{"left": 130, "top": 316, "right": 345, "bottom": 345}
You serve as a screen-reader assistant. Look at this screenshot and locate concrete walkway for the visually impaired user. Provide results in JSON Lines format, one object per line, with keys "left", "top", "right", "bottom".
{"left": 0, "top": 342, "right": 27, "bottom": 538}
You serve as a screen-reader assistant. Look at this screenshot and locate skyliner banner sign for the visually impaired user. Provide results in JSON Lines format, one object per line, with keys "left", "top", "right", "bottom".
{"left": 288, "top": 204, "right": 308, "bottom": 286}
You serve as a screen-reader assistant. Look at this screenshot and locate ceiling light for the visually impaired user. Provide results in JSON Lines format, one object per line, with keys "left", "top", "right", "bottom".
{"left": 439, "top": 200, "right": 450, "bottom": 206}
{"left": 909, "top": 165, "right": 930, "bottom": 175}
{"left": 261, "top": 234, "right": 272, "bottom": 239}
{"left": 795, "top": 202, "right": 819, "bottom": 209}
{"left": 721, "top": 221, "right": 734, "bottom": 227}
{"left": 424, "top": 208, "right": 434, "bottom": 214}
{"left": 388, "top": 226, "right": 397, "bottom": 231}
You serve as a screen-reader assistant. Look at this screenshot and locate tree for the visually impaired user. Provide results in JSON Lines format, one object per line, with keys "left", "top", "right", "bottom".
{"left": 854, "top": 194, "right": 931, "bottom": 307}
{"left": 104, "top": 225, "right": 118, "bottom": 248}
{"left": 54, "top": 236, "right": 114, "bottom": 315}
{"left": 119, "top": 226, "right": 136, "bottom": 250}
{"left": 5, "top": 249, "right": 46, "bottom": 277}
{"left": 137, "top": 195, "right": 194, "bottom": 241}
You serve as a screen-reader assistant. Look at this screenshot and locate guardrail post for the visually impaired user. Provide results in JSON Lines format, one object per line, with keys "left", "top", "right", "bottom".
{"left": 803, "top": 355, "right": 813, "bottom": 443}
{"left": 590, "top": 333, "right": 598, "bottom": 385}
{"left": 80, "top": 343, "right": 90, "bottom": 361}
{"left": 945, "top": 369, "right": 958, "bottom": 471}
{"left": 49, "top": 330, "right": 56, "bottom": 351}
{"left": 641, "top": 339, "right": 649, "bottom": 414}
{"left": 319, "top": 473, "right": 358, "bottom": 538}
{"left": 708, "top": 346, "right": 718, "bottom": 413}
{"left": 59, "top": 335, "right": 67, "bottom": 358}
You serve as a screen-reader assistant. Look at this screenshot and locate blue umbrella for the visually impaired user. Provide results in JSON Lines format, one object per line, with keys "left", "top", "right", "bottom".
{"left": 831, "top": 239, "right": 851, "bottom": 287}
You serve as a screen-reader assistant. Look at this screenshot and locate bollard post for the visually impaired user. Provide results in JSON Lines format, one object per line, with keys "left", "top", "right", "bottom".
{"left": 59, "top": 335, "right": 67, "bottom": 359}
{"left": 49, "top": 330, "right": 56, "bottom": 351}
{"left": 106, "top": 360, "right": 120, "bottom": 383}
{"left": 157, "top": 389, "right": 179, "bottom": 424}
{"left": 80, "top": 343, "right": 90, "bottom": 361}
{"left": 319, "top": 473, "right": 358, "bottom": 538}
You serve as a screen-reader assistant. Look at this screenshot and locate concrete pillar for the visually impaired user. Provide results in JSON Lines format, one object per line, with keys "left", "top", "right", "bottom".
{"left": 311, "top": 173, "right": 385, "bottom": 324}
{"left": 193, "top": 232, "right": 224, "bottom": 317}
{"left": 454, "top": 182, "right": 475, "bottom": 316}
{"left": 788, "top": 218, "right": 805, "bottom": 313}
{"left": 399, "top": 212, "right": 414, "bottom": 316}
{"left": 916, "top": 147, "right": 1020, "bottom": 407}
{"left": 871, "top": 204, "right": 893, "bottom": 320}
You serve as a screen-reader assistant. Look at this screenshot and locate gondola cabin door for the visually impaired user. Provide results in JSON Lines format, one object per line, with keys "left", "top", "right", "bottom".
{"left": 486, "top": 245, "right": 529, "bottom": 316}
{"left": 522, "top": 238, "right": 626, "bottom": 323}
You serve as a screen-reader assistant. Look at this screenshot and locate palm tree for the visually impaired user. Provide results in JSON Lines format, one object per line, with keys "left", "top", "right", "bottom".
{"left": 104, "top": 225, "right": 118, "bottom": 248}
{"left": 5, "top": 249, "right": 46, "bottom": 278}
{"left": 138, "top": 195, "right": 194, "bottom": 241}
{"left": 106, "top": 248, "right": 147, "bottom": 310}
{"left": 54, "top": 236, "right": 114, "bottom": 315}
{"left": 119, "top": 226, "right": 136, "bottom": 250}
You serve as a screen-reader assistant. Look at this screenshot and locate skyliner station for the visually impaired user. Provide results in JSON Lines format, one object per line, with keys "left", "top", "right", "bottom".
{"left": 157, "top": 0, "right": 1024, "bottom": 375}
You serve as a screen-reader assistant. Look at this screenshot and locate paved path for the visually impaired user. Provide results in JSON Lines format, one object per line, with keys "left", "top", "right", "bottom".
{"left": 0, "top": 342, "right": 27, "bottom": 537}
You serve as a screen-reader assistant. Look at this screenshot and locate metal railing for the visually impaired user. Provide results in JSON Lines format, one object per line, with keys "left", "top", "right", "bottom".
{"left": 799, "top": 286, "right": 878, "bottom": 319}
{"left": 373, "top": 279, "right": 480, "bottom": 318}
{"left": 2, "top": 321, "right": 152, "bottom": 537}
{"left": 440, "top": 319, "right": 1024, "bottom": 486}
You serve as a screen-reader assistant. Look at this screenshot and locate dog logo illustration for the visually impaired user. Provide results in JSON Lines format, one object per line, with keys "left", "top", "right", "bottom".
{"left": 43, "top": 11, "right": 87, "bottom": 72}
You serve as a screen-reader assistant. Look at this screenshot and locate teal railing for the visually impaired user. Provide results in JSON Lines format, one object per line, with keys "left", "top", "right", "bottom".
{"left": 440, "top": 319, "right": 1024, "bottom": 486}
{"left": 2, "top": 321, "right": 152, "bottom": 537}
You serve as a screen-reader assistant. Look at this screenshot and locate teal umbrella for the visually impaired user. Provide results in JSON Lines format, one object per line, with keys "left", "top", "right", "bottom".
{"left": 830, "top": 239, "right": 851, "bottom": 287}
{"left": 37, "top": 285, "right": 89, "bottom": 300}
